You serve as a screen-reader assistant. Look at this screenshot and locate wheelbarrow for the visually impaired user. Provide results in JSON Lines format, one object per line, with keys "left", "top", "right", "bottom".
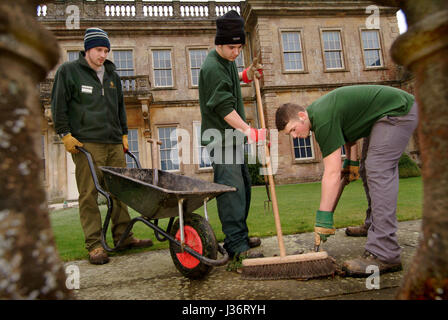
{"left": 77, "top": 147, "right": 234, "bottom": 279}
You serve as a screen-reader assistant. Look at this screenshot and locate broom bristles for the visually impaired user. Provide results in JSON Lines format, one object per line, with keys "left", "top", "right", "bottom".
{"left": 241, "top": 251, "right": 338, "bottom": 280}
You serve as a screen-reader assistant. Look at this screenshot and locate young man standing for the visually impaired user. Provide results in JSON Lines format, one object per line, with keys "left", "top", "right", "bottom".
{"left": 275, "top": 85, "right": 418, "bottom": 276}
{"left": 51, "top": 28, "right": 153, "bottom": 265}
{"left": 199, "top": 10, "right": 264, "bottom": 261}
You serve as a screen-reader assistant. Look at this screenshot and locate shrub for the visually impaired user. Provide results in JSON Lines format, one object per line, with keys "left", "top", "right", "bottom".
{"left": 247, "top": 160, "right": 265, "bottom": 186}
{"left": 399, "top": 153, "right": 421, "bottom": 178}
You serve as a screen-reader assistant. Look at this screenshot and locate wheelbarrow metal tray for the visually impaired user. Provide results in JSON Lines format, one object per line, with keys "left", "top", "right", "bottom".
{"left": 100, "top": 167, "right": 236, "bottom": 220}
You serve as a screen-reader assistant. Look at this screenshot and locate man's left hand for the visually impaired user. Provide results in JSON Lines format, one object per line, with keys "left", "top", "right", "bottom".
{"left": 242, "top": 57, "right": 263, "bottom": 83}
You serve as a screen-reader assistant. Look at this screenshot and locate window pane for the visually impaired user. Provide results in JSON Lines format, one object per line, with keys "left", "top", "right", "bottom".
{"left": 153, "top": 50, "right": 173, "bottom": 87}
{"left": 365, "top": 50, "right": 381, "bottom": 67}
{"left": 282, "top": 32, "right": 301, "bottom": 52}
{"left": 282, "top": 32, "right": 304, "bottom": 71}
{"left": 194, "top": 124, "right": 211, "bottom": 168}
{"left": 67, "top": 51, "right": 79, "bottom": 62}
{"left": 189, "top": 49, "right": 207, "bottom": 86}
{"left": 323, "top": 31, "right": 341, "bottom": 50}
{"left": 293, "top": 135, "right": 314, "bottom": 160}
{"left": 362, "top": 31, "right": 382, "bottom": 67}
{"left": 362, "top": 30, "right": 380, "bottom": 49}
{"left": 284, "top": 52, "right": 303, "bottom": 70}
{"left": 125, "top": 129, "right": 140, "bottom": 168}
{"left": 158, "top": 127, "right": 179, "bottom": 171}
{"left": 324, "top": 51, "right": 342, "bottom": 69}
{"left": 235, "top": 51, "right": 245, "bottom": 73}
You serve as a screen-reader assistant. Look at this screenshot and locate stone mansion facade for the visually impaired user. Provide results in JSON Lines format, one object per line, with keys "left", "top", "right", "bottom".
{"left": 36, "top": 0, "right": 417, "bottom": 203}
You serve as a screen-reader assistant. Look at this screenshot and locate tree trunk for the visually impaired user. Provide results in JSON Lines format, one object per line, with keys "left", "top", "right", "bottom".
{"left": 372, "top": 0, "right": 448, "bottom": 299}
{"left": 0, "top": 0, "right": 73, "bottom": 299}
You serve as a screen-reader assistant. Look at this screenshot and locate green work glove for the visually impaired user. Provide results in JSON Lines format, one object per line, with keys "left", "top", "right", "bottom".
{"left": 342, "top": 159, "right": 360, "bottom": 182}
{"left": 314, "top": 210, "right": 336, "bottom": 243}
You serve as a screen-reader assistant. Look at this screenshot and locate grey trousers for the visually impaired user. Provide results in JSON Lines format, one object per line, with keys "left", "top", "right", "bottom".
{"left": 359, "top": 102, "right": 418, "bottom": 263}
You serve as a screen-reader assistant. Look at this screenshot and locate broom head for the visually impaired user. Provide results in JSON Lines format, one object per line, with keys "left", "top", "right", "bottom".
{"left": 241, "top": 251, "right": 337, "bottom": 280}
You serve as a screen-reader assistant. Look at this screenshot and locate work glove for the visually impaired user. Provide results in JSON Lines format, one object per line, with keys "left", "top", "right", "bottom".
{"left": 314, "top": 210, "right": 336, "bottom": 245}
{"left": 247, "top": 128, "right": 267, "bottom": 144}
{"left": 342, "top": 159, "right": 360, "bottom": 182}
{"left": 61, "top": 133, "right": 83, "bottom": 154}
{"left": 122, "top": 135, "right": 129, "bottom": 153}
{"left": 242, "top": 57, "right": 263, "bottom": 84}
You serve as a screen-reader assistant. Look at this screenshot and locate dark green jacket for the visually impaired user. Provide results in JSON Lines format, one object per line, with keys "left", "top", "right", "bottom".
{"left": 199, "top": 49, "right": 246, "bottom": 148}
{"left": 51, "top": 51, "right": 128, "bottom": 144}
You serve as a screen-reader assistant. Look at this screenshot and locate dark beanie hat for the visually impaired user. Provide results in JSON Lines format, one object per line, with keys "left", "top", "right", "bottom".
{"left": 215, "top": 10, "right": 245, "bottom": 45}
{"left": 84, "top": 28, "right": 111, "bottom": 51}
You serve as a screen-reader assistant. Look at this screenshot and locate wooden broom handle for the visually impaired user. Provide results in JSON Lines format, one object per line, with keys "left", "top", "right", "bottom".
{"left": 254, "top": 77, "right": 286, "bottom": 258}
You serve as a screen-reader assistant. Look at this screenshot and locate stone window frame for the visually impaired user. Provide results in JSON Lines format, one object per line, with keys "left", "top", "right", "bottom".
{"left": 278, "top": 28, "right": 309, "bottom": 74}
{"left": 155, "top": 123, "right": 182, "bottom": 173}
{"left": 319, "top": 28, "right": 349, "bottom": 73}
{"left": 111, "top": 47, "right": 136, "bottom": 90}
{"left": 150, "top": 47, "right": 176, "bottom": 90}
{"left": 192, "top": 121, "right": 213, "bottom": 173}
{"left": 290, "top": 132, "right": 320, "bottom": 164}
{"left": 186, "top": 46, "right": 210, "bottom": 89}
{"left": 66, "top": 49, "right": 81, "bottom": 62}
{"left": 359, "top": 28, "right": 386, "bottom": 70}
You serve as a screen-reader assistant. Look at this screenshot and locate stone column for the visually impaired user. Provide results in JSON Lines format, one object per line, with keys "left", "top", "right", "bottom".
{"left": 373, "top": 0, "right": 448, "bottom": 299}
{"left": 0, "top": 0, "right": 72, "bottom": 299}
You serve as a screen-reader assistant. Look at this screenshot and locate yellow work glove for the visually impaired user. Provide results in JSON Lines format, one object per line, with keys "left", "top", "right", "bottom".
{"left": 61, "top": 133, "right": 83, "bottom": 154}
{"left": 122, "top": 134, "right": 129, "bottom": 153}
{"left": 242, "top": 56, "right": 263, "bottom": 83}
{"left": 342, "top": 159, "right": 360, "bottom": 182}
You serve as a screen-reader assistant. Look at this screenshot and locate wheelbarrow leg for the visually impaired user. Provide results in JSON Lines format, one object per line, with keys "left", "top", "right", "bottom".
{"left": 203, "top": 197, "right": 209, "bottom": 221}
{"left": 178, "top": 198, "right": 185, "bottom": 252}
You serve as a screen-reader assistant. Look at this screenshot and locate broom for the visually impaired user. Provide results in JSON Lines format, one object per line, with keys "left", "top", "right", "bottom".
{"left": 241, "top": 75, "right": 338, "bottom": 280}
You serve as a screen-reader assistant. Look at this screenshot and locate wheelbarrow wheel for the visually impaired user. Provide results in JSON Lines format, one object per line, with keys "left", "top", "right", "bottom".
{"left": 169, "top": 212, "right": 218, "bottom": 279}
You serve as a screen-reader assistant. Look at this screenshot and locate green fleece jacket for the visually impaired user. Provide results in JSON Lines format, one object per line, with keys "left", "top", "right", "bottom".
{"left": 50, "top": 51, "right": 128, "bottom": 144}
{"left": 199, "top": 49, "right": 246, "bottom": 148}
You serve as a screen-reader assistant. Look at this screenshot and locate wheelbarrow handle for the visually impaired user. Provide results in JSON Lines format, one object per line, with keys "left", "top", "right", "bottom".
{"left": 125, "top": 149, "right": 142, "bottom": 169}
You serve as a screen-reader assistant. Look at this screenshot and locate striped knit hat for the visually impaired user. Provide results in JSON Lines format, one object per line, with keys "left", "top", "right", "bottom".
{"left": 84, "top": 28, "right": 110, "bottom": 51}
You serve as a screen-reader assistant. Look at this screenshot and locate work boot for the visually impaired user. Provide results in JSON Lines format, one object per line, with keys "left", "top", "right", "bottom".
{"left": 345, "top": 224, "right": 368, "bottom": 237}
{"left": 88, "top": 247, "right": 109, "bottom": 265}
{"left": 227, "top": 249, "right": 264, "bottom": 273}
{"left": 115, "top": 237, "right": 154, "bottom": 251}
{"left": 238, "top": 250, "right": 264, "bottom": 259}
{"left": 119, "top": 237, "right": 154, "bottom": 250}
{"left": 248, "top": 237, "right": 261, "bottom": 248}
{"left": 342, "top": 250, "right": 402, "bottom": 277}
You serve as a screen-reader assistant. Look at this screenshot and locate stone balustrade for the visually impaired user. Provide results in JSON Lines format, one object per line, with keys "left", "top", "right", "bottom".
{"left": 40, "top": 75, "right": 151, "bottom": 101}
{"left": 36, "top": 1, "right": 242, "bottom": 20}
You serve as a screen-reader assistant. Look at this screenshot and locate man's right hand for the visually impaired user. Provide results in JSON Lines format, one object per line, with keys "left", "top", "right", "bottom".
{"left": 61, "top": 133, "right": 83, "bottom": 154}
{"left": 248, "top": 128, "right": 267, "bottom": 144}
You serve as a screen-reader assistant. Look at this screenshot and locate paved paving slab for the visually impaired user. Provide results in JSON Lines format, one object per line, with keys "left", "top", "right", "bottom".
{"left": 66, "top": 220, "right": 421, "bottom": 300}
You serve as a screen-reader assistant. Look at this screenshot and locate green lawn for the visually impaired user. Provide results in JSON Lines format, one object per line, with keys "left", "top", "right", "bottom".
{"left": 50, "top": 177, "right": 423, "bottom": 262}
